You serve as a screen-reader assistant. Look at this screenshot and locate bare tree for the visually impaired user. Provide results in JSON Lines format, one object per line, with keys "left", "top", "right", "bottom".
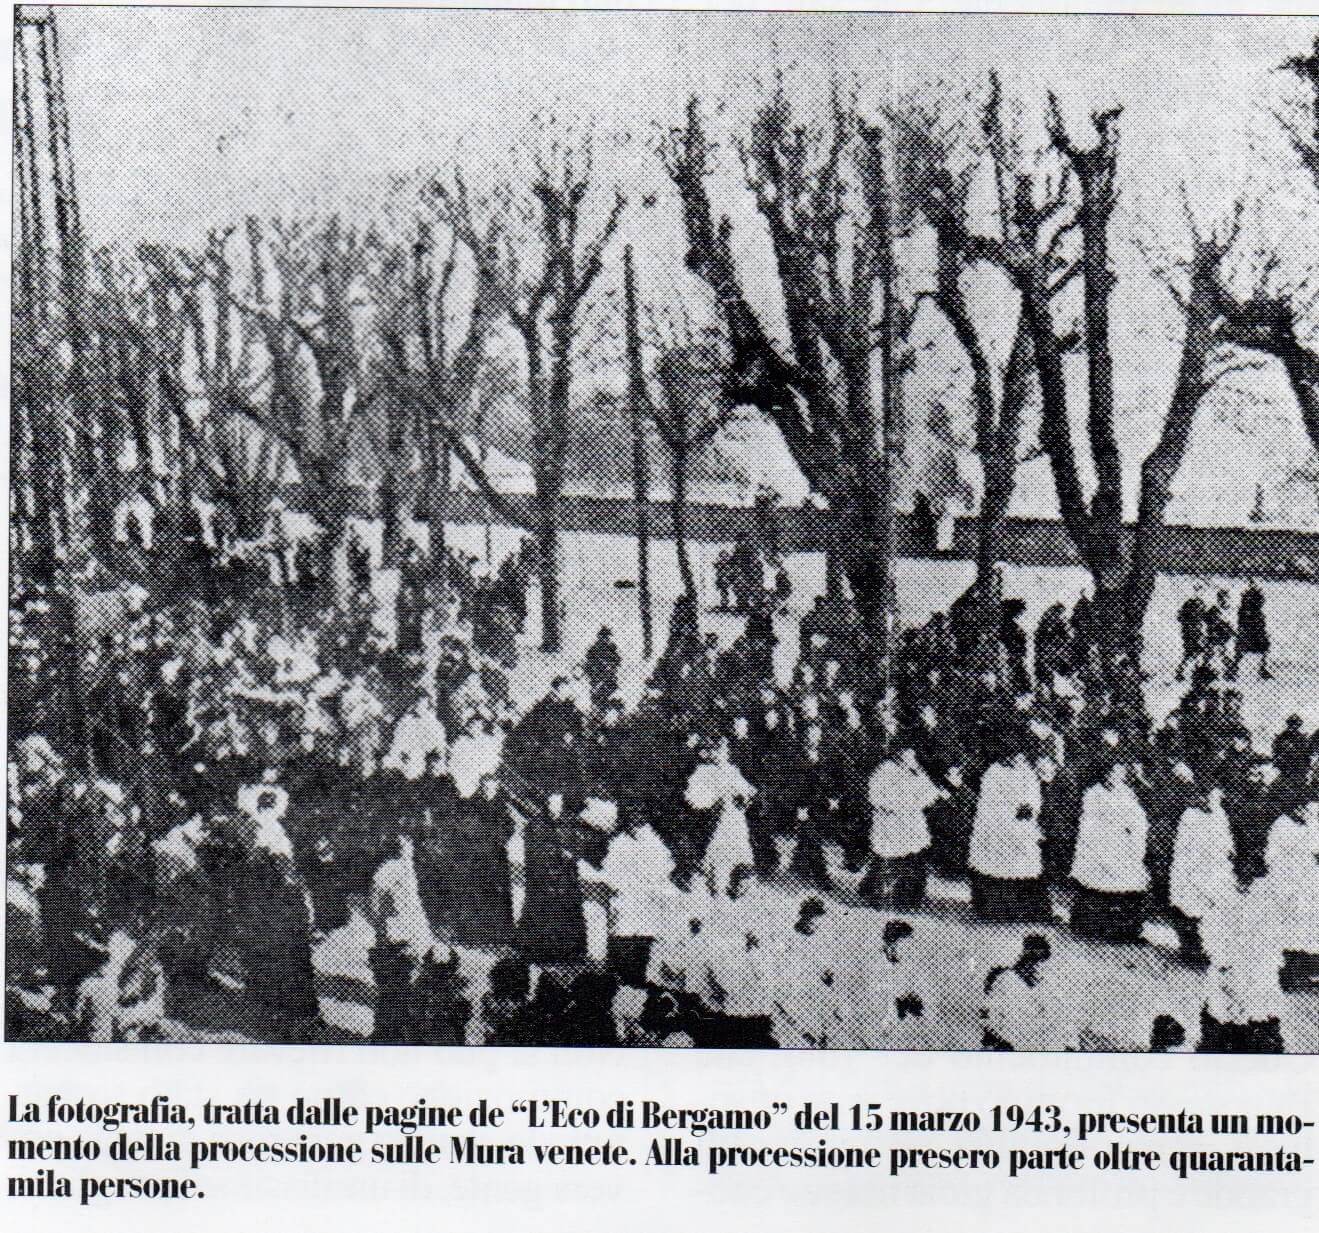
{"left": 646, "top": 303, "right": 735, "bottom": 604}
{"left": 906, "top": 75, "right": 1295, "bottom": 658}
{"left": 896, "top": 77, "right": 1068, "bottom": 649}
{"left": 1127, "top": 201, "right": 1272, "bottom": 622}
{"left": 133, "top": 234, "right": 289, "bottom": 547}
{"left": 370, "top": 216, "right": 502, "bottom": 585}
{"left": 180, "top": 216, "right": 376, "bottom": 599}
{"left": 1226, "top": 35, "right": 1319, "bottom": 458}
{"left": 662, "top": 88, "right": 915, "bottom": 671}
{"left": 434, "top": 131, "right": 626, "bottom": 652}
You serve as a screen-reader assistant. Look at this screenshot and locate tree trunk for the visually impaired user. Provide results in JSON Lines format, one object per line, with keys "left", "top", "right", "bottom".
{"left": 1124, "top": 468, "right": 1171, "bottom": 653}
{"left": 437, "top": 446, "right": 452, "bottom": 586}
{"left": 315, "top": 451, "right": 352, "bottom": 607}
{"left": 634, "top": 457, "right": 653, "bottom": 659}
{"left": 835, "top": 490, "right": 888, "bottom": 692}
{"left": 476, "top": 381, "right": 493, "bottom": 567}
{"left": 537, "top": 486, "right": 562, "bottom": 654}
{"left": 18, "top": 397, "right": 59, "bottom": 584}
{"left": 1123, "top": 294, "right": 1218, "bottom": 653}
{"left": 672, "top": 444, "right": 696, "bottom": 604}
{"left": 974, "top": 459, "right": 1013, "bottom": 662}
{"left": 841, "top": 521, "right": 890, "bottom": 705}
{"left": 873, "top": 181, "right": 901, "bottom": 702}
{"left": 380, "top": 462, "right": 404, "bottom": 570}
{"left": 377, "top": 456, "right": 410, "bottom": 648}
{"left": 1091, "top": 576, "right": 1133, "bottom": 669}
{"left": 824, "top": 520, "right": 844, "bottom": 599}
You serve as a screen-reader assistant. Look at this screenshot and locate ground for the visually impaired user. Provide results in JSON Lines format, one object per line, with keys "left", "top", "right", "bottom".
{"left": 300, "top": 866, "right": 1319, "bottom": 1052}
{"left": 175, "top": 524, "right": 1319, "bottom": 1049}
{"left": 424, "top": 520, "right": 1319, "bottom": 741}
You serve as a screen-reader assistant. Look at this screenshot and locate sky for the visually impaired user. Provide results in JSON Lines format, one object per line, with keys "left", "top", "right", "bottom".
{"left": 40, "top": 7, "right": 1319, "bottom": 525}
{"left": 56, "top": 8, "right": 1316, "bottom": 244}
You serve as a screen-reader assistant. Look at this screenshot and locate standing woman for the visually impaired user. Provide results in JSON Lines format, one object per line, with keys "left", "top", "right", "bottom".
{"left": 1198, "top": 895, "right": 1286, "bottom": 1053}
{"left": 1070, "top": 761, "right": 1151, "bottom": 943}
{"left": 968, "top": 738, "right": 1049, "bottom": 923}
{"left": 1257, "top": 801, "right": 1319, "bottom": 989}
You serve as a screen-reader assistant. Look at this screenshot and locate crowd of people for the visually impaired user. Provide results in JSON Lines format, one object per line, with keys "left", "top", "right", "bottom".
{"left": 7, "top": 511, "right": 1319, "bottom": 1053}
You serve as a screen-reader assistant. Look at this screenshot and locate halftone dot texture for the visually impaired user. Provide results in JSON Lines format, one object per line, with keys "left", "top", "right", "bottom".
{"left": 8, "top": 7, "right": 1319, "bottom": 1051}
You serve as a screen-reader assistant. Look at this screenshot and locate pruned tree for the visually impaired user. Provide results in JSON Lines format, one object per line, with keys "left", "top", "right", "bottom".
{"left": 372, "top": 209, "right": 519, "bottom": 585}
{"left": 1230, "top": 35, "right": 1319, "bottom": 459}
{"left": 905, "top": 74, "right": 1300, "bottom": 660}
{"left": 646, "top": 303, "right": 735, "bottom": 604}
{"left": 661, "top": 87, "right": 917, "bottom": 673}
{"left": 133, "top": 233, "right": 289, "bottom": 547}
{"left": 1127, "top": 200, "right": 1272, "bottom": 623}
{"left": 433, "top": 129, "right": 626, "bottom": 652}
{"left": 895, "top": 76, "right": 1067, "bottom": 649}
{"left": 182, "top": 215, "right": 375, "bottom": 599}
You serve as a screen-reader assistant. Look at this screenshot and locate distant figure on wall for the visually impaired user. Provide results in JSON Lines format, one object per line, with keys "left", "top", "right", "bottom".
{"left": 1234, "top": 580, "right": 1271, "bottom": 681}
{"left": 911, "top": 493, "right": 939, "bottom": 557}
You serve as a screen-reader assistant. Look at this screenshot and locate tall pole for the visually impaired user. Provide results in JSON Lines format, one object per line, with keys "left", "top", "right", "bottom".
{"left": 623, "top": 246, "right": 653, "bottom": 660}
{"left": 16, "top": 6, "right": 94, "bottom": 771}
{"left": 875, "top": 141, "right": 900, "bottom": 736}
{"left": 13, "top": 21, "right": 58, "bottom": 574}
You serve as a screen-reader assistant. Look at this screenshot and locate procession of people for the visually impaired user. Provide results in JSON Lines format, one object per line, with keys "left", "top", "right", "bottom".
{"left": 7, "top": 511, "right": 1319, "bottom": 1054}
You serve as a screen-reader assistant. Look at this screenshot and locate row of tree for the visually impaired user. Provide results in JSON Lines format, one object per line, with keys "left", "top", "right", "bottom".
{"left": 13, "top": 33, "right": 1319, "bottom": 673}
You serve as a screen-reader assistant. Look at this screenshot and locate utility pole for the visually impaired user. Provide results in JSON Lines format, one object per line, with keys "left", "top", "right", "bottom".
{"left": 15, "top": 5, "right": 95, "bottom": 771}
{"left": 13, "top": 18, "right": 59, "bottom": 576}
{"left": 875, "top": 140, "right": 901, "bottom": 736}
{"left": 623, "top": 245, "right": 654, "bottom": 660}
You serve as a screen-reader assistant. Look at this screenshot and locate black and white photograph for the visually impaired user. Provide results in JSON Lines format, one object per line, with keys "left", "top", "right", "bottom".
{"left": 8, "top": 4, "right": 1319, "bottom": 1054}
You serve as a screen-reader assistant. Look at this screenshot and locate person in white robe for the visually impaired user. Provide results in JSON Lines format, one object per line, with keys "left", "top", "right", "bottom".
{"left": 597, "top": 818, "right": 681, "bottom": 989}
{"left": 368, "top": 834, "right": 433, "bottom": 965}
{"left": 1198, "top": 894, "right": 1286, "bottom": 1053}
{"left": 383, "top": 694, "right": 447, "bottom": 781}
{"left": 236, "top": 774, "right": 295, "bottom": 863}
{"left": 1069, "top": 762, "right": 1150, "bottom": 942}
{"left": 692, "top": 878, "right": 780, "bottom": 1047}
{"left": 449, "top": 722, "right": 505, "bottom": 799}
{"left": 1256, "top": 802, "right": 1319, "bottom": 987}
{"left": 153, "top": 813, "right": 208, "bottom": 885}
{"left": 340, "top": 675, "right": 385, "bottom": 771}
{"left": 685, "top": 739, "right": 756, "bottom": 898}
{"left": 572, "top": 798, "right": 617, "bottom": 965}
{"left": 114, "top": 489, "right": 155, "bottom": 551}
{"left": 1168, "top": 785, "right": 1238, "bottom": 964}
{"left": 969, "top": 750, "right": 1048, "bottom": 923}
{"left": 75, "top": 931, "right": 163, "bottom": 1043}
{"left": 863, "top": 748, "right": 942, "bottom": 909}
{"left": 272, "top": 637, "right": 319, "bottom": 688}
